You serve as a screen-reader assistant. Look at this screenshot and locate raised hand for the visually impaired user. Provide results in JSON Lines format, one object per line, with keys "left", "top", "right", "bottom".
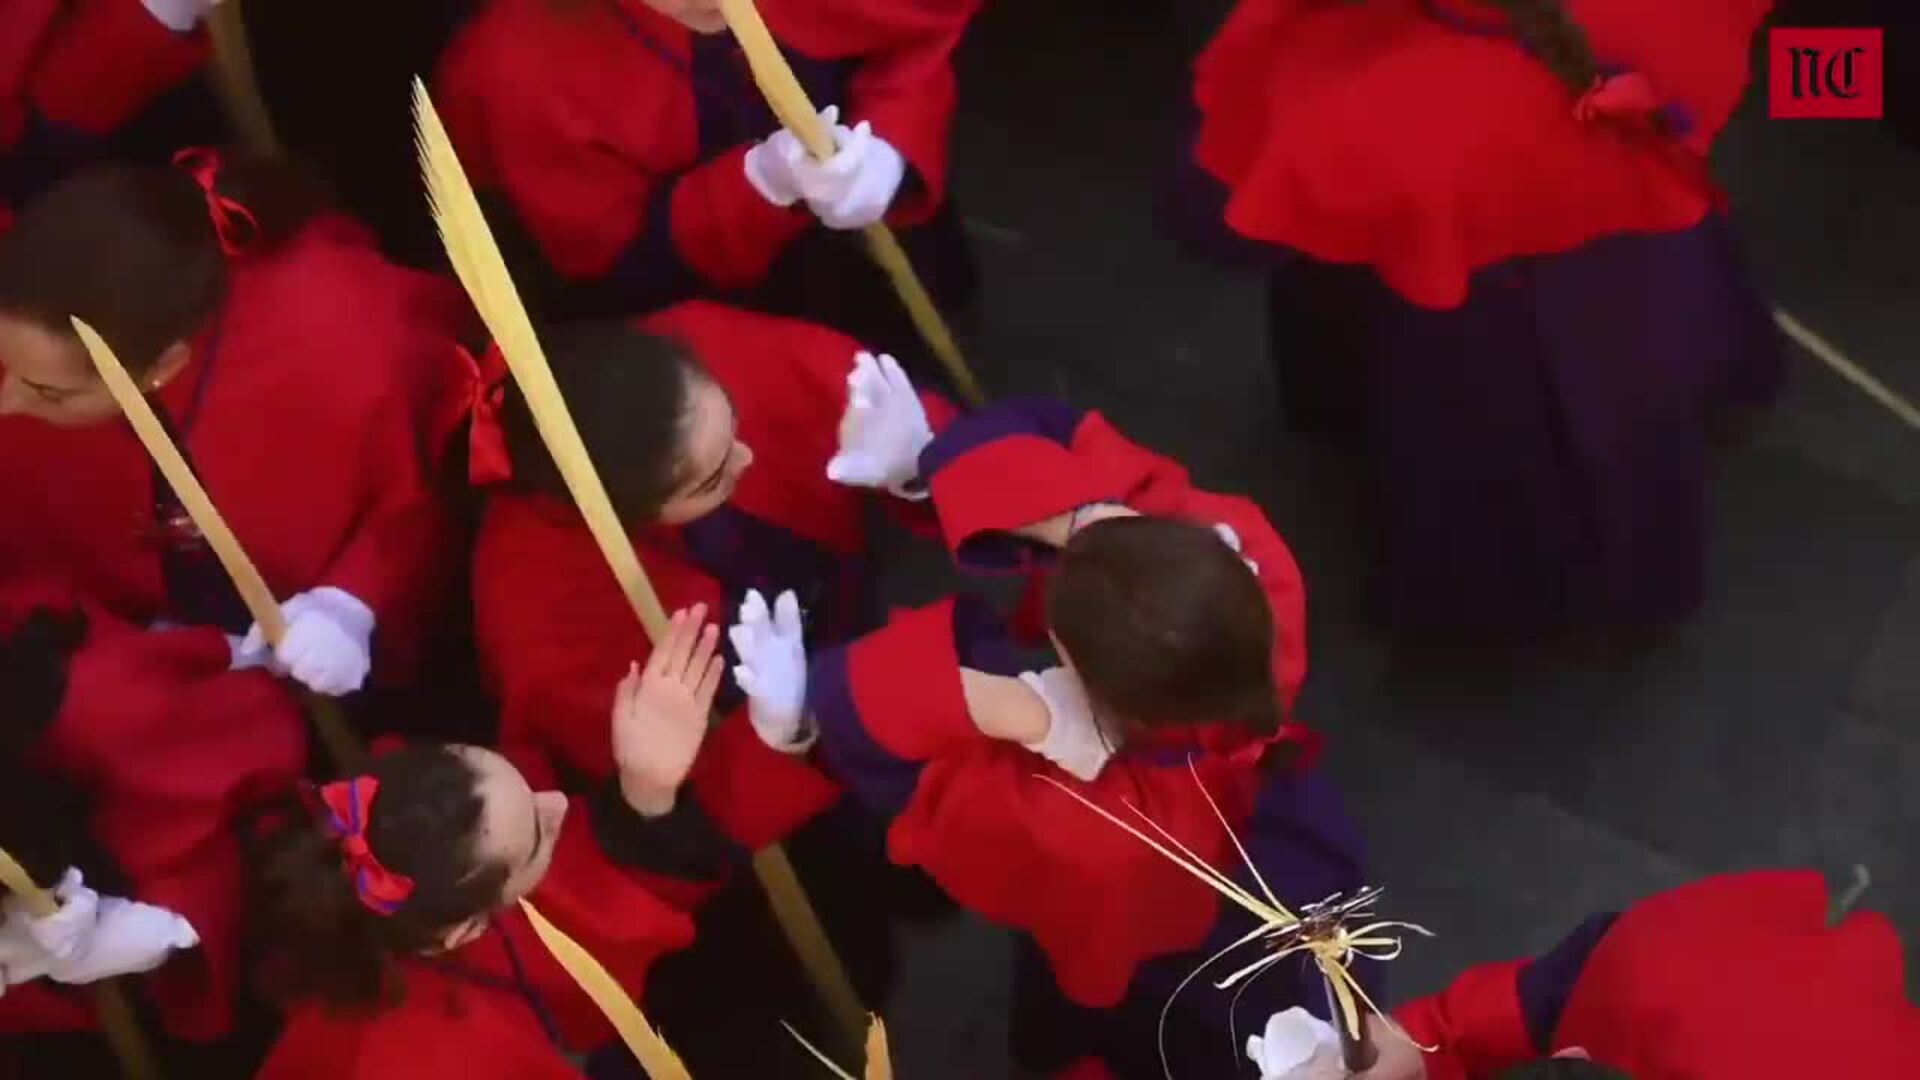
{"left": 611, "top": 606, "right": 724, "bottom": 816}
{"left": 728, "top": 589, "right": 814, "bottom": 753}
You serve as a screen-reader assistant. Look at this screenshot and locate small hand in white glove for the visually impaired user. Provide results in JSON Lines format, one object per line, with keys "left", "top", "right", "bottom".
{"left": 141, "top": 0, "right": 221, "bottom": 32}
{"left": 1213, "top": 523, "right": 1261, "bottom": 576}
{"left": 1017, "top": 667, "right": 1113, "bottom": 782}
{"left": 729, "top": 590, "right": 815, "bottom": 754}
{"left": 11, "top": 869, "right": 98, "bottom": 963}
{"left": 237, "top": 587, "right": 375, "bottom": 696}
{"left": 1247, "top": 1007, "right": 1343, "bottom": 1080}
{"left": 743, "top": 125, "right": 811, "bottom": 208}
{"left": 791, "top": 107, "right": 907, "bottom": 231}
{"left": 47, "top": 896, "right": 199, "bottom": 984}
{"left": 0, "top": 914, "right": 54, "bottom": 995}
{"left": 827, "top": 351, "right": 933, "bottom": 496}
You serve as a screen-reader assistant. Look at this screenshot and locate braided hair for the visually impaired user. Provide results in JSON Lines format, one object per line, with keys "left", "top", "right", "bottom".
{"left": 1482, "top": 0, "right": 1603, "bottom": 96}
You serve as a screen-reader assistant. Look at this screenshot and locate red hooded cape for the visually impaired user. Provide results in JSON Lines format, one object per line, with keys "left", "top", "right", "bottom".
{"left": 1192, "top": 0, "right": 1770, "bottom": 308}
{"left": 1397, "top": 871, "right": 1920, "bottom": 1079}
{"left": 0, "top": 581, "right": 305, "bottom": 1041}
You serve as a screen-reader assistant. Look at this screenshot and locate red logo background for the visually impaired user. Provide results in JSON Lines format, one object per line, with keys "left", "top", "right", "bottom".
{"left": 1769, "top": 29, "right": 1884, "bottom": 120}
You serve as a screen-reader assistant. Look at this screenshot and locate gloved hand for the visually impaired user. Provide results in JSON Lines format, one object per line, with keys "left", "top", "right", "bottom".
{"left": 791, "top": 107, "right": 907, "bottom": 231}
{"left": 1017, "top": 667, "right": 1113, "bottom": 782}
{"left": 729, "top": 590, "right": 815, "bottom": 753}
{"left": 0, "top": 914, "right": 54, "bottom": 995}
{"left": 826, "top": 351, "right": 933, "bottom": 496}
{"left": 1213, "top": 522, "right": 1261, "bottom": 576}
{"left": 743, "top": 125, "right": 810, "bottom": 208}
{"left": 236, "top": 587, "right": 376, "bottom": 696}
{"left": 47, "top": 896, "right": 199, "bottom": 985}
{"left": 10, "top": 869, "right": 97, "bottom": 963}
{"left": 1247, "top": 1007, "right": 1343, "bottom": 1079}
{"left": 142, "top": 0, "right": 222, "bottom": 32}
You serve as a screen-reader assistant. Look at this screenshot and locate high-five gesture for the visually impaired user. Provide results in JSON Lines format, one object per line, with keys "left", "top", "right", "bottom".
{"left": 729, "top": 589, "right": 815, "bottom": 753}
{"left": 827, "top": 351, "right": 933, "bottom": 496}
{"left": 611, "top": 605, "right": 725, "bottom": 816}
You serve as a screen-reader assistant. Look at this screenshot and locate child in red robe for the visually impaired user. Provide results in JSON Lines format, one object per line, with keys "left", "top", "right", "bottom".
{"left": 432, "top": 0, "right": 980, "bottom": 381}
{"left": 0, "top": 580, "right": 305, "bottom": 1055}
{"left": 251, "top": 609, "right": 733, "bottom": 1080}
{"left": 1177, "top": 0, "right": 1781, "bottom": 640}
{"left": 1296, "top": 871, "right": 1919, "bottom": 1080}
{"left": 730, "top": 394, "right": 1373, "bottom": 1078}
{"left": 0, "top": 152, "right": 473, "bottom": 694}
{"left": 1, "top": 0, "right": 220, "bottom": 232}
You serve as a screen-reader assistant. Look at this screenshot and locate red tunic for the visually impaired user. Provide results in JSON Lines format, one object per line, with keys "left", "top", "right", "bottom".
{"left": 1, "top": 0, "right": 209, "bottom": 224}
{"left": 0, "top": 215, "right": 474, "bottom": 677}
{"left": 813, "top": 399, "right": 1320, "bottom": 1009}
{"left": 1396, "top": 871, "right": 1920, "bottom": 1079}
{"left": 0, "top": 581, "right": 306, "bottom": 1042}
{"left": 474, "top": 301, "right": 950, "bottom": 904}
{"left": 1191, "top": 0, "right": 1770, "bottom": 308}
{"left": 433, "top": 0, "right": 977, "bottom": 288}
{"left": 255, "top": 794, "right": 697, "bottom": 1080}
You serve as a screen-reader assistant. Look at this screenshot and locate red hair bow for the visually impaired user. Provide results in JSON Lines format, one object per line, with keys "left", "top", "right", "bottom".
{"left": 463, "top": 342, "right": 514, "bottom": 487}
{"left": 316, "top": 778, "right": 416, "bottom": 916}
{"left": 172, "top": 148, "right": 260, "bottom": 257}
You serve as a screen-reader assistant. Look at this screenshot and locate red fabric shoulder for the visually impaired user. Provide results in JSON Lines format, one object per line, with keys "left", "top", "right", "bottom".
{"left": 0, "top": 0, "right": 61, "bottom": 132}
{"left": 760, "top": 0, "right": 981, "bottom": 56}
{"left": 42, "top": 604, "right": 305, "bottom": 1040}
{"left": 636, "top": 302, "right": 868, "bottom": 555}
{"left": 1192, "top": 0, "right": 1769, "bottom": 308}
{"left": 1557, "top": 871, "right": 1920, "bottom": 1078}
{"left": 26, "top": 0, "right": 208, "bottom": 135}
{"left": 1392, "top": 959, "right": 1534, "bottom": 1080}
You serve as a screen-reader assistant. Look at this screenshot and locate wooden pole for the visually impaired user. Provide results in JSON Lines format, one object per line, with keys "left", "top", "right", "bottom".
{"left": 415, "top": 80, "right": 869, "bottom": 1051}
{"left": 715, "top": 0, "right": 985, "bottom": 408}
{"left": 70, "top": 319, "right": 365, "bottom": 773}
{"left": 205, "top": 2, "right": 279, "bottom": 155}
{"left": 0, "top": 848, "right": 165, "bottom": 1080}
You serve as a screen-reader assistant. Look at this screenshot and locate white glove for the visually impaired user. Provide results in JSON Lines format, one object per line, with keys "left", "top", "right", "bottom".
{"left": 1247, "top": 1007, "right": 1343, "bottom": 1079}
{"left": 5, "top": 870, "right": 199, "bottom": 988}
{"left": 826, "top": 352, "right": 933, "bottom": 496}
{"left": 11, "top": 869, "right": 99, "bottom": 963}
{"left": 141, "top": 0, "right": 220, "bottom": 32}
{"left": 0, "top": 915, "right": 54, "bottom": 995}
{"left": 1017, "top": 667, "right": 1113, "bottom": 782}
{"left": 1213, "top": 523, "right": 1261, "bottom": 576}
{"left": 729, "top": 590, "right": 815, "bottom": 754}
{"left": 237, "top": 587, "right": 376, "bottom": 696}
{"left": 47, "top": 897, "right": 198, "bottom": 985}
{"left": 791, "top": 107, "right": 908, "bottom": 231}
{"left": 743, "top": 126, "right": 810, "bottom": 208}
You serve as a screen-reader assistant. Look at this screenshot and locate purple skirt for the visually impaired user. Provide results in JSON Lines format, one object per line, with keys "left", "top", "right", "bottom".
{"left": 1290, "top": 219, "right": 1785, "bottom": 638}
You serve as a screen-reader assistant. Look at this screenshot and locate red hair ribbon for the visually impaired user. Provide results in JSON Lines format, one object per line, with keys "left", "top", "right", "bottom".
{"left": 463, "top": 342, "right": 514, "bottom": 487}
{"left": 172, "top": 148, "right": 260, "bottom": 257}
{"left": 316, "top": 778, "right": 416, "bottom": 916}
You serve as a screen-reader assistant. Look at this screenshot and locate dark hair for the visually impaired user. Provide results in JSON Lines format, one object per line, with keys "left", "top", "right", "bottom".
{"left": 0, "top": 609, "right": 122, "bottom": 894}
{"left": 502, "top": 319, "right": 706, "bottom": 522}
{"left": 247, "top": 746, "right": 509, "bottom": 1010}
{"left": 1045, "top": 517, "right": 1281, "bottom": 736}
{"left": 1493, "top": 1061, "right": 1634, "bottom": 1080}
{"left": 0, "top": 154, "right": 325, "bottom": 373}
{"left": 1486, "top": 0, "right": 1602, "bottom": 96}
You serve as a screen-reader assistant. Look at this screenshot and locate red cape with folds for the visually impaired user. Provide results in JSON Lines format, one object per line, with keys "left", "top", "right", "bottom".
{"left": 257, "top": 794, "right": 696, "bottom": 1080}
{"left": 1192, "top": 0, "right": 1770, "bottom": 308}
{"left": 1397, "top": 871, "right": 1920, "bottom": 1080}
{"left": 0, "top": 582, "right": 305, "bottom": 1041}
{"left": 0, "top": 215, "right": 472, "bottom": 678}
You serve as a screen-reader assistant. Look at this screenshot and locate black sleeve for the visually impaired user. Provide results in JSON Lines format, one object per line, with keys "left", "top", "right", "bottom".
{"left": 586, "top": 778, "right": 747, "bottom": 883}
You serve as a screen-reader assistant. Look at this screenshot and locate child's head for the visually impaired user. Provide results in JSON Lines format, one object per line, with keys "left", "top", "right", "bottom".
{"left": 0, "top": 155, "right": 321, "bottom": 427}
{"left": 1044, "top": 516, "right": 1279, "bottom": 737}
{"left": 249, "top": 745, "right": 569, "bottom": 1008}
{"left": 502, "top": 319, "right": 753, "bottom": 525}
